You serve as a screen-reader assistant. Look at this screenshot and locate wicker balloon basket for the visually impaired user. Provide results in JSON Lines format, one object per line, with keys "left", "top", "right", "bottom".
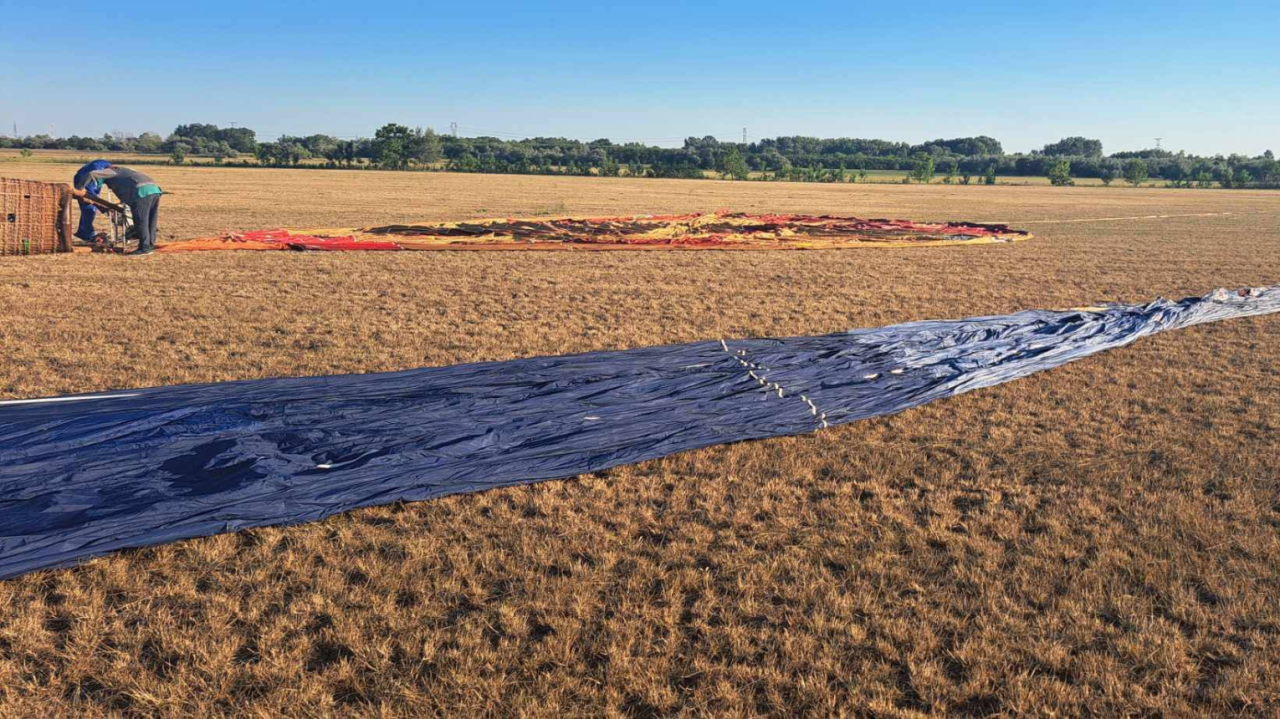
{"left": 0, "top": 177, "right": 74, "bottom": 256}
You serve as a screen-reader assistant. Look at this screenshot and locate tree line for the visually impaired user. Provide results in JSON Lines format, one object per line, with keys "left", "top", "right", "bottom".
{"left": 3, "top": 125, "right": 1276, "bottom": 188}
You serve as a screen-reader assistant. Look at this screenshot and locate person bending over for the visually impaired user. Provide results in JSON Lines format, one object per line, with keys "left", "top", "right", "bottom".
{"left": 70, "top": 159, "right": 113, "bottom": 244}
{"left": 70, "top": 161, "right": 164, "bottom": 255}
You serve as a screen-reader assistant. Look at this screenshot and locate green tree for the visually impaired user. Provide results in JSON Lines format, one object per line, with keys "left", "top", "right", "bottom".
{"left": 1042, "top": 136, "right": 1104, "bottom": 158}
{"left": 419, "top": 128, "right": 443, "bottom": 165}
{"left": 210, "top": 141, "right": 235, "bottom": 164}
{"left": 1098, "top": 167, "right": 1117, "bottom": 186}
{"left": 943, "top": 160, "right": 958, "bottom": 184}
{"left": 169, "top": 144, "right": 187, "bottom": 165}
{"left": 448, "top": 154, "right": 481, "bottom": 172}
{"left": 1123, "top": 158, "right": 1149, "bottom": 186}
{"left": 983, "top": 165, "right": 997, "bottom": 185}
{"left": 598, "top": 154, "right": 620, "bottom": 177}
{"left": 221, "top": 127, "right": 258, "bottom": 154}
{"left": 909, "top": 155, "right": 935, "bottom": 183}
{"left": 281, "top": 142, "right": 311, "bottom": 165}
{"left": 373, "top": 123, "right": 414, "bottom": 169}
{"left": 1218, "top": 166, "right": 1235, "bottom": 189}
{"left": 323, "top": 139, "right": 360, "bottom": 168}
{"left": 135, "top": 132, "right": 164, "bottom": 153}
{"left": 1047, "top": 159, "right": 1074, "bottom": 186}
{"left": 719, "top": 147, "right": 749, "bottom": 180}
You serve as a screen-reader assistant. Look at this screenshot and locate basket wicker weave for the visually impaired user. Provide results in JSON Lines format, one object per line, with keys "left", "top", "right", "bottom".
{"left": 0, "top": 178, "right": 73, "bottom": 256}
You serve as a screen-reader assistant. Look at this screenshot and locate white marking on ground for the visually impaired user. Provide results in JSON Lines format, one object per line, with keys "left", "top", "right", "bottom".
{"left": 1020, "top": 211, "right": 1236, "bottom": 225}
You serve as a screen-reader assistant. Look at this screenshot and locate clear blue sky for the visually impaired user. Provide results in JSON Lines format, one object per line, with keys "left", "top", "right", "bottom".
{"left": 3, "top": 0, "right": 1277, "bottom": 155}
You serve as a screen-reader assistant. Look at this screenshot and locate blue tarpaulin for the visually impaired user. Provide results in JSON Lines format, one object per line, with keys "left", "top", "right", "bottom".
{"left": 1, "top": 286, "right": 1277, "bottom": 579}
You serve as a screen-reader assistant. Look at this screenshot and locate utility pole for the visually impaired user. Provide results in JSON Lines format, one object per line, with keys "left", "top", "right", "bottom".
{"left": 742, "top": 127, "right": 747, "bottom": 144}
{"left": 230, "top": 121, "right": 237, "bottom": 129}
{"left": 450, "top": 122, "right": 458, "bottom": 138}
{"left": 1155, "top": 137, "right": 1163, "bottom": 150}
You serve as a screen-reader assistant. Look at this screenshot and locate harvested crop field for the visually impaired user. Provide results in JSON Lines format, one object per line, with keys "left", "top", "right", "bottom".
{"left": 1, "top": 163, "right": 1279, "bottom": 716}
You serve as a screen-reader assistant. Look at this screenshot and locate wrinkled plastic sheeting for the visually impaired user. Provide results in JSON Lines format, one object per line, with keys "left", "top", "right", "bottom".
{"left": 1, "top": 286, "right": 1277, "bottom": 579}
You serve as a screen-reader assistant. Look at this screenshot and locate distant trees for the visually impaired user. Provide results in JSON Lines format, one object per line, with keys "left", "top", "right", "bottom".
{"left": 1217, "top": 166, "right": 1235, "bottom": 189}
{"left": 646, "top": 160, "right": 705, "bottom": 179}
{"left": 920, "top": 136, "right": 1004, "bottom": 156}
{"left": 1123, "top": 158, "right": 1150, "bottom": 186}
{"left": 256, "top": 138, "right": 312, "bottom": 166}
{"left": 6, "top": 123, "right": 1279, "bottom": 189}
{"left": 1043, "top": 136, "right": 1104, "bottom": 158}
{"left": 369, "top": 124, "right": 444, "bottom": 169}
{"left": 136, "top": 132, "right": 164, "bottom": 153}
{"left": 324, "top": 140, "right": 364, "bottom": 168}
{"left": 168, "top": 123, "right": 257, "bottom": 154}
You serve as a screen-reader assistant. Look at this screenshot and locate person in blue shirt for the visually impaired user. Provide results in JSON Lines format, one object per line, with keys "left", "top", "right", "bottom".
{"left": 71, "top": 159, "right": 112, "bottom": 244}
{"left": 70, "top": 160, "right": 164, "bottom": 255}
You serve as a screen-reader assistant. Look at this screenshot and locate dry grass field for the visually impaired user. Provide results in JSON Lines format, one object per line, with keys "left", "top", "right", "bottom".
{"left": 1, "top": 162, "right": 1278, "bottom": 716}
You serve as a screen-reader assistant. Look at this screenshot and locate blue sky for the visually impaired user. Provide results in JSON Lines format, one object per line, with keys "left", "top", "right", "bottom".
{"left": 2, "top": 0, "right": 1277, "bottom": 155}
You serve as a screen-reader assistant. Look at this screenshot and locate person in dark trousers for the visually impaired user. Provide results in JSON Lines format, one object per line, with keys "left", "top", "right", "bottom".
{"left": 71, "top": 159, "right": 112, "bottom": 243}
{"left": 70, "top": 161, "right": 163, "bottom": 255}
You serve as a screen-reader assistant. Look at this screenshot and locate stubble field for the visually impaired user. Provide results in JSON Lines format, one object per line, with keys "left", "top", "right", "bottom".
{"left": 1, "top": 162, "right": 1278, "bottom": 716}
